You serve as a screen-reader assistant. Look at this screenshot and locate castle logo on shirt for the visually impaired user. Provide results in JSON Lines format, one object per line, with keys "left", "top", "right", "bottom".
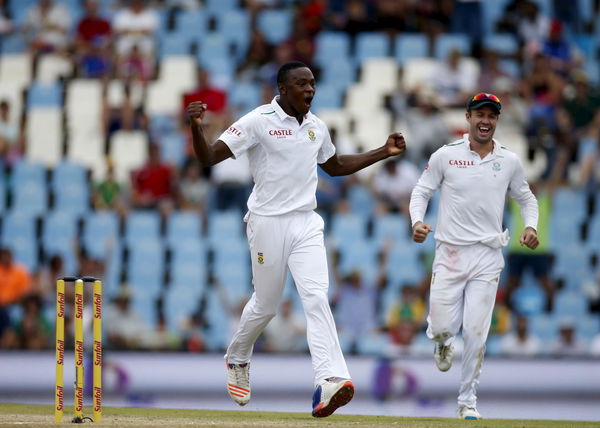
{"left": 268, "top": 129, "right": 292, "bottom": 138}
{"left": 449, "top": 159, "right": 475, "bottom": 168}
{"left": 257, "top": 252, "right": 264, "bottom": 264}
{"left": 227, "top": 126, "right": 242, "bottom": 137}
{"left": 307, "top": 129, "right": 316, "bottom": 141}
{"left": 492, "top": 162, "right": 501, "bottom": 172}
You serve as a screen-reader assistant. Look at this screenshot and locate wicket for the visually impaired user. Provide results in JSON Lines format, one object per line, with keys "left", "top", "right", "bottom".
{"left": 55, "top": 277, "right": 102, "bottom": 423}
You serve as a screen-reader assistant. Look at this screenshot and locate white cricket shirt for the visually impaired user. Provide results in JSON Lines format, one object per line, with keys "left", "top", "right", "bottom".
{"left": 218, "top": 97, "right": 336, "bottom": 216}
{"left": 409, "top": 134, "right": 538, "bottom": 246}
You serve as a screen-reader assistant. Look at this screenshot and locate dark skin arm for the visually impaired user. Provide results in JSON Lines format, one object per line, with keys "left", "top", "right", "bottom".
{"left": 319, "top": 133, "right": 406, "bottom": 176}
{"left": 188, "top": 101, "right": 232, "bottom": 167}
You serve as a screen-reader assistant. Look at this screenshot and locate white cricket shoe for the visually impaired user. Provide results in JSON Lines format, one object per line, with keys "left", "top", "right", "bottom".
{"left": 434, "top": 343, "right": 454, "bottom": 372}
{"left": 312, "top": 377, "right": 354, "bottom": 418}
{"left": 226, "top": 362, "right": 250, "bottom": 406}
{"left": 458, "top": 406, "right": 482, "bottom": 420}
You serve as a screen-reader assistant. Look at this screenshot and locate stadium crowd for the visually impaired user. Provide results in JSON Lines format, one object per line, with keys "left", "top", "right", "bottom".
{"left": 0, "top": 0, "right": 600, "bottom": 359}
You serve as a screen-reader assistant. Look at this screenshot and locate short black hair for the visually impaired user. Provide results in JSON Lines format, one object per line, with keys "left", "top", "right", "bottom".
{"left": 277, "top": 61, "right": 309, "bottom": 85}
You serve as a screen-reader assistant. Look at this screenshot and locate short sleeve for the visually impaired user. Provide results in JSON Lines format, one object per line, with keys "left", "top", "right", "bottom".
{"left": 317, "top": 126, "right": 336, "bottom": 164}
{"left": 217, "top": 112, "right": 259, "bottom": 159}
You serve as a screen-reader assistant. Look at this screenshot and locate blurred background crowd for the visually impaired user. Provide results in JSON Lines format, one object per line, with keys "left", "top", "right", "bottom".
{"left": 0, "top": 0, "right": 599, "bottom": 360}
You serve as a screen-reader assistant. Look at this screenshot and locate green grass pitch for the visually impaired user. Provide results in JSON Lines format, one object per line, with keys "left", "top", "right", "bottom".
{"left": 0, "top": 403, "right": 598, "bottom": 427}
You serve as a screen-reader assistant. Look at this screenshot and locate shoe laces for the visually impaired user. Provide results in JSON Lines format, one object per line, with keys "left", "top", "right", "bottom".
{"left": 229, "top": 363, "right": 249, "bottom": 388}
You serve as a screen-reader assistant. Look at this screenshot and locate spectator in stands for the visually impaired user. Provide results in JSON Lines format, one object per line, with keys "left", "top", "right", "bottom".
{"left": 0, "top": 248, "right": 32, "bottom": 340}
{"left": 104, "top": 286, "right": 150, "bottom": 349}
{"left": 176, "top": 157, "right": 210, "bottom": 213}
{"left": 103, "top": 82, "right": 148, "bottom": 139}
{"left": 1, "top": 294, "right": 51, "bottom": 350}
{"left": 386, "top": 285, "right": 426, "bottom": 332}
{"left": 76, "top": 0, "right": 112, "bottom": 51}
{"left": 490, "top": 77, "right": 528, "bottom": 139}
{"left": 23, "top": 0, "right": 71, "bottom": 55}
{"left": 146, "top": 315, "right": 180, "bottom": 351}
{"left": 94, "top": 164, "right": 123, "bottom": 210}
{"left": 402, "top": 89, "right": 451, "bottom": 163}
{"left": 541, "top": 19, "right": 583, "bottom": 78}
{"left": 330, "top": 0, "right": 373, "bottom": 35}
{"left": 0, "top": 0, "right": 14, "bottom": 36}
{"left": 505, "top": 182, "right": 555, "bottom": 312}
{"left": 112, "top": 0, "right": 158, "bottom": 66}
{"left": 287, "top": 17, "right": 316, "bottom": 71}
{"left": 32, "top": 254, "right": 64, "bottom": 301}
{"left": 130, "top": 143, "right": 174, "bottom": 210}
{"left": 116, "top": 44, "right": 152, "bottom": 84}
{"left": 371, "top": 159, "right": 420, "bottom": 215}
{"left": 181, "top": 310, "right": 208, "bottom": 352}
{"left": 258, "top": 43, "right": 294, "bottom": 88}
{"left": 182, "top": 68, "right": 229, "bottom": 143}
{"left": 372, "top": 0, "right": 407, "bottom": 34}
{"left": 450, "top": 0, "right": 483, "bottom": 40}
{"left": 429, "top": 49, "right": 477, "bottom": 108}
{"left": 332, "top": 269, "right": 384, "bottom": 353}
{"left": 549, "top": 319, "right": 588, "bottom": 357}
{"left": 489, "top": 290, "right": 512, "bottom": 337}
{"left": 263, "top": 299, "right": 307, "bottom": 353}
{"left": 499, "top": 315, "right": 541, "bottom": 357}
{"left": 0, "top": 99, "right": 21, "bottom": 167}
{"left": 477, "top": 51, "right": 511, "bottom": 94}
{"left": 497, "top": 0, "right": 549, "bottom": 51}
{"left": 209, "top": 153, "right": 252, "bottom": 213}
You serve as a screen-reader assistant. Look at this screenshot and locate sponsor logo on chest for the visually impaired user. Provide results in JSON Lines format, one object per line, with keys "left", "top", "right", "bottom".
{"left": 268, "top": 129, "right": 293, "bottom": 138}
{"left": 449, "top": 159, "right": 475, "bottom": 168}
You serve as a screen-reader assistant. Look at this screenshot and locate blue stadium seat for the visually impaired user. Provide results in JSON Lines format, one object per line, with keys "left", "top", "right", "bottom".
{"left": 529, "top": 314, "right": 557, "bottom": 342}
{"left": 0, "top": 33, "right": 26, "bottom": 54}
{"left": 124, "top": 211, "right": 161, "bottom": 246}
{"left": 553, "top": 290, "right": 588, "bottom": 318}
{"left": 314, "top": 32, "right": 351, "bottom": 66}
{"left": 229, "top": 82, "right": 261, "bottom": 118}
{"left": 329, "top": 212, "right": 368, "bottom": 248}
{"left": 83, "top": 211, "right": 119, "bottom": 260}
{"left": 5, "top": 232, "right": 38, "bottom": 272}
{"left": 512, "top": 285, "right": 545, "bottom": 316}
{"left": 0, "top": 177, "right": 5, "bottom": 213}
{"left": 216, "top": 264, "right": 251, "bottom": 301}
{"left": 171, "top": 237, "right": 207, "bottom": 265}
{"left": 1, "top": 211, "right": 37, "bottom": 246}
{"left": 336, "top": 241, "right": 379, "bottom": 282}
{"left": 166, "top": 211, "right": 203, "bottom": 246}
{"left": 483, "top": 34, "right": 519, "bottom": 56}
{"left": 311, "top": 84, "right": 343, "bottom": 112}
{"left": 319, "top": 57, "right": 356, "bottom": 91}
{"left": 204, "top": 0, "right": 239, "bottom": 19}
{"left": 52, "top": 162, "right": 90, "bottom": 214}
{"left": 27, "top": 82, "right": 63, "bottom": 108}
{"left": 129, "top": 293, "right": 158, "bottom": 329}
{"left": 127, "top": 238, "right": 165, "bottom": 298}
{"left": 196, "top": 33, "right": 230, "bottom": 68}
{"left": 395, "top": 34, "right": 428, "bottom": 66}
{"left": 218, "top": 9, "right": 250, "bottom": 62}
{"left": 159, "top": 32, "right": 195, "bottom": 58}
{"left": 212, "top": 238, "right": 249, "bottom": 273}
{"left": 41, "top": 210, "right": 78, "bottom": 254}
{"left": 577, "top": 315, "right": 600, "bottom": 340}
{"left": 12, "top": 160, "right": 45, "bottom": 185}
{"left": 175, "top": 9, "right": 207, "bottom": 37}
{"left": 347, "top": 184, "right": 376, "bottom": 218}
{"left": 355, "top": 33, "right": 389, "bottom": 65}
{"left": 372, "top": 213, "right": 411, "bottom": 246}
{"left": 11, "top": 175, "right": 48, "bottom": 215}
{"left": 163, "top": 289, "right": 201, "bottom": 333}
{"left": 207, "top": 211, "right": 244, "bottom": 244}
{"left": 257, "top": 9, "right": 292, "bottom": 45}
{"left": 158, "top": 132, "right": 186, "bottom": 168}
{"left": 170, "top": 258, "right": 207, "bottom": 292}
{"left": 150, "top": 114, "right": 178, "bottom": 137}
{"left": 203, "top": 287, "right": 231, "bottom": 351}
{"left": 385, "top": 243, "right": 424, "bottom": 286}
{"left": 434, "top": 34, "right": 471, "bottom": 59}
{"left": 481, "top": 0, "right": 511, "bottom": 34}
{"left": 202, "top": 56, "right": 235, "bottom": 87}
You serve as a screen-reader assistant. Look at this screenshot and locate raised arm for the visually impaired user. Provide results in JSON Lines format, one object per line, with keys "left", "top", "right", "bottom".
{"left": 187, "top": 101, "right": 233, "bottom": 167}
{"left": 319, "top": 132, "right": 406, "bottom": 176}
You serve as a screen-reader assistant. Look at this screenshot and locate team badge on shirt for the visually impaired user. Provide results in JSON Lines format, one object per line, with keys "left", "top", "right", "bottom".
{"left": 492, "top": 162, "right": 501, "bottom": 172}
{"left": 257, "top": 252, "right": 264, "bottom": 264}
{"left": 307, "top": 130, "right": 316, "bottom": 141}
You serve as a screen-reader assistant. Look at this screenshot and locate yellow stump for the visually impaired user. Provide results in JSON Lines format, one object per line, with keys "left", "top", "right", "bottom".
{"left": 74, "top": 279, "right": 84, "bottom": 421}
{"left": 92, "top": 280, "right": 102, "bottom": 422}
{"left": 55, "top": 279, "right": 65, "bottom": 423}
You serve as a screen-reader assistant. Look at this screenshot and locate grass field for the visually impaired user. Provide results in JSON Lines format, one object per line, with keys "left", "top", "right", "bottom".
{"left": 0, "top": 403, "right": 599, "bottom": 428}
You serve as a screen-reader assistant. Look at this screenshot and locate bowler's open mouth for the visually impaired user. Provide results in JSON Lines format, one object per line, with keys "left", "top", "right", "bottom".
{"left": 305, "top": 96, "right": 313, "bottom": 108}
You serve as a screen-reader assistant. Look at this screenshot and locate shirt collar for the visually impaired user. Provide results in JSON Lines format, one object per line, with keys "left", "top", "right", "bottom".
{"left": 271, "top": 96, "right": 315, "bottom": 125}
{"left": 463, "top": 133, "right": 504, "bottom": 158}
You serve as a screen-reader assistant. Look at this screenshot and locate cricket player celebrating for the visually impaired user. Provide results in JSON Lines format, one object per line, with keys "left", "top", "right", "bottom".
{"left": 409, "top": 93, "right": 539, "bottom": 420}
{"left": 188, "top": 61, "right": 406, "bottom": 417}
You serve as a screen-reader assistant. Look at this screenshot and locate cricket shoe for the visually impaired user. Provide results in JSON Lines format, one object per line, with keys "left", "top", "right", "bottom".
{"left": 311, "top": 377, "right": 354, "bottom": 418}
{"left": 458, "top": 406, "right": 481, "bottom": 420}
{"left": 226, "top": 362, "right": 250, "bottom": 406}
{"left": 434, "top": 343, "right": 454, "bottom": 372}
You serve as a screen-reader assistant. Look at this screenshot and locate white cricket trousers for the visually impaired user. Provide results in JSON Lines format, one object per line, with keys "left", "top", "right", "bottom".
{"left": 427, "top": 241, "right": 504, "bottom": 409}
{"left": 224, "top": 210, "right": 350, "bottom": 384}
